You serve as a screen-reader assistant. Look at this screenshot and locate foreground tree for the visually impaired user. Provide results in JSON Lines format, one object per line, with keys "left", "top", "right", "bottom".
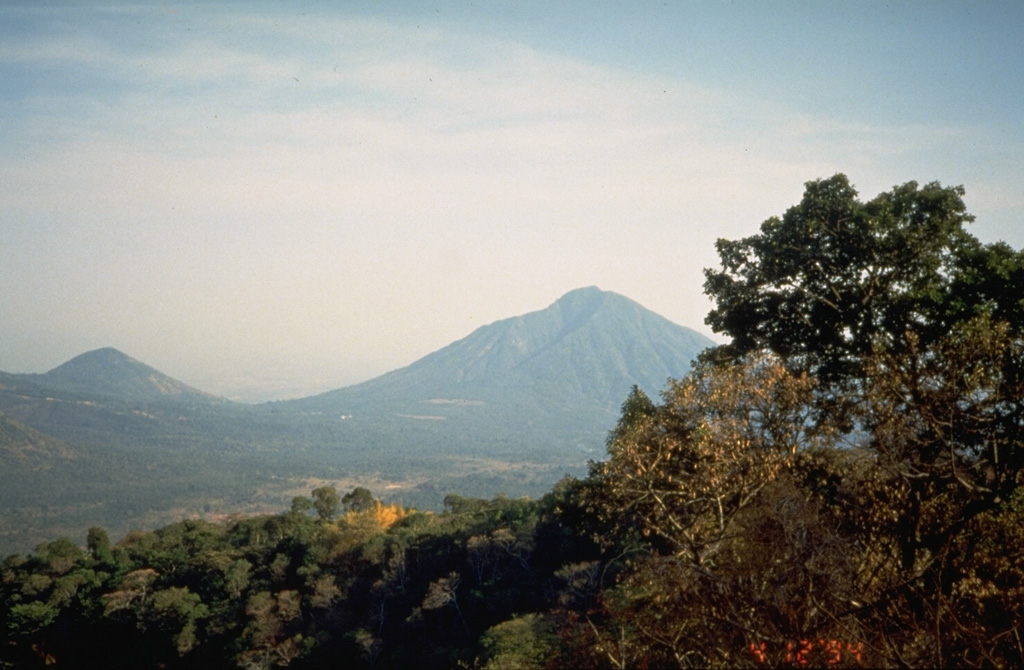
{"left": 589, "top": 355, "right": 830, "bottom": 563}
{"left": 556, "top": 175, "right": 1023, "bottom": 668}
{"left": 703, "top": 175, "right": 996, "bottom": 390}
{"left": 700, "top": 174, "right": 1024, "bottom": 667}
{"left": 576, "top": 357, "right": 871, "bottom": 666}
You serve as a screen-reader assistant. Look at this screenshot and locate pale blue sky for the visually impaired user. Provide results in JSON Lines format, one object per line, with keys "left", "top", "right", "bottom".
{"left": 2, "top": 1, "right": 1022, "bottom": 400}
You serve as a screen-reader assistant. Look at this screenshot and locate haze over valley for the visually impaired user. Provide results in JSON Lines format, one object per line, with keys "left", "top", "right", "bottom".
{"left": 0, "top": 287, "right": 713, "bottom": 555}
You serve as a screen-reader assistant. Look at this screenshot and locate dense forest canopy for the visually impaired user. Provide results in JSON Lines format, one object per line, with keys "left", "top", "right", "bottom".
{"left": 3, "top": 174, "right": 1022, "bottom": 668}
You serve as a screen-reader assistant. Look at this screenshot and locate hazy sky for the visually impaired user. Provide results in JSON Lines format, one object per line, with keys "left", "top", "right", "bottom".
{"left": 2, "top": 1, "right": 1023, "bottom": 401}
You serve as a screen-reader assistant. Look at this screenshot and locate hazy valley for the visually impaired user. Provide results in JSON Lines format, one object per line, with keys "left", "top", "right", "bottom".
{"left": 0, "top": 287, "right": 713, "bottom": 555}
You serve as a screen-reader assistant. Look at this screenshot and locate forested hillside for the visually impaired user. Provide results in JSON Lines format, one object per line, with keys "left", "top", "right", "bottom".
{"left": 2, "top": 175, "right": 1022, "bottom": 668}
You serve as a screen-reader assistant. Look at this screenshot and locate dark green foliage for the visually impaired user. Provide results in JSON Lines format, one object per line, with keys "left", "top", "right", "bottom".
{"left": 310, "top": 487, "right": 341, "bottom": 521}
{"left": 341, "top": 487, "right": 375, "bottom": 513}
{"left": 704, "top": 175, "right": 982, "bottom": 385}
{"left": 0, "top": 487, "right": 603, "bottom": 669}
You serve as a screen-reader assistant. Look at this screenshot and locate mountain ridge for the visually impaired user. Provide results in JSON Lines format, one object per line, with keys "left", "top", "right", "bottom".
{"left": 1, "top": 287, "right": 713, "bottom": 411}
{"left": 283, "top": 286, "right": 714, "bottom": 424}
{"left": 13, "top": 347, "right": 223, "bottom": 403}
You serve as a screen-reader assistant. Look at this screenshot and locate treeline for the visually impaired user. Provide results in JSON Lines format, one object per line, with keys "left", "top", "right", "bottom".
{"left": 3, "top": 174, "right": 1023, "bottom": 668}
{"left": 0, "top": 486, "right": 600, "bottom": 669}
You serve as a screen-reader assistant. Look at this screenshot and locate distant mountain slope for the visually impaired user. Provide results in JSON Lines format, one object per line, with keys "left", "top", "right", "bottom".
{"left": 285, "top": 287, "right": 715, "bottom": 429}
{"left": 0, "top": 410, "right": 76, "bottom": 465}
{"left": 0, "top": 289, "right": 716, "bottom": 555}
{"left": 27, "top": 347, "right": 219, "bottom": 402}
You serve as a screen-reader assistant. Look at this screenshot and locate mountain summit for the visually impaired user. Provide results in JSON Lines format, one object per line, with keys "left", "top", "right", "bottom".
{"left": 39, "top": 347, "right": 214, "bottom": 401}
{"left": 288, "top": 287, "right": 715, "bottom": 432}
